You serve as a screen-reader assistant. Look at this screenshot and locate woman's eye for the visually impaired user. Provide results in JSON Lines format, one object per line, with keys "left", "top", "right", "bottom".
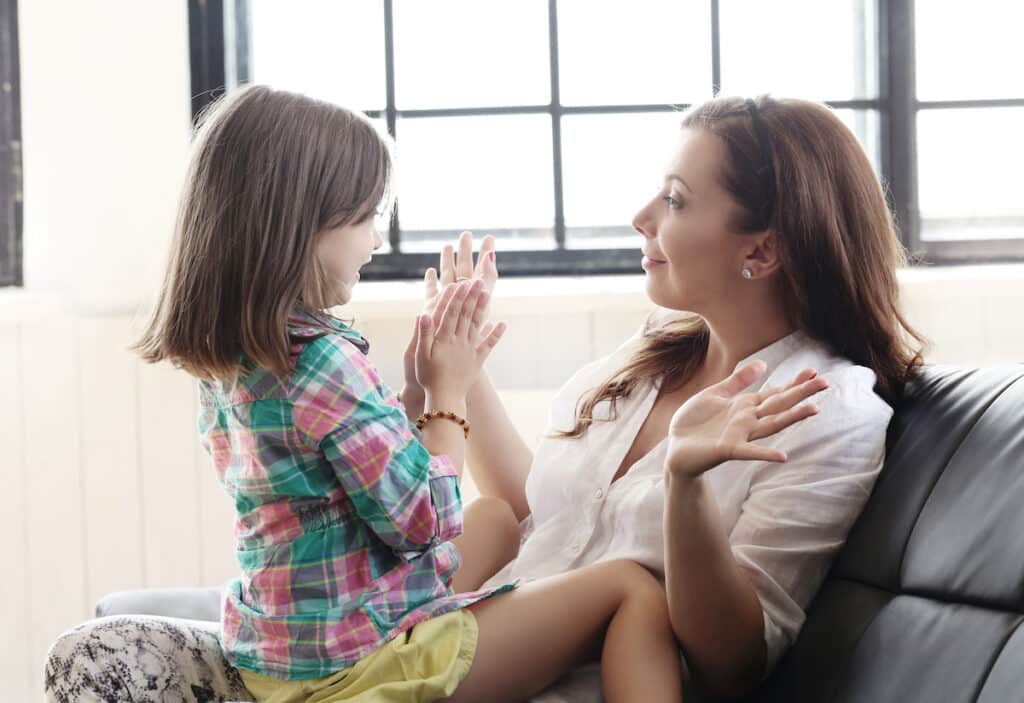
{"left": 662, "top": 195, "right": 683, "bottom": 209}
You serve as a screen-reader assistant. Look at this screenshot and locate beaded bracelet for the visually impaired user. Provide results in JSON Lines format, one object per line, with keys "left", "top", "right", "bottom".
{"left": 415, "top": 410, "right": 471, "bottom": 439}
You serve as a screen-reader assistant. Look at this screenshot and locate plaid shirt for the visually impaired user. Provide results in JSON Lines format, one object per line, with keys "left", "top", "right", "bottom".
{"left": 198, "top": 307, "right": 514, "bottom": 680}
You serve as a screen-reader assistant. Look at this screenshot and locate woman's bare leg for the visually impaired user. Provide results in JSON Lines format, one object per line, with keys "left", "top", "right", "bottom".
{"left": 449, "top": 496, "right": 521, "bottom": 592}
{"left": 442, "top": 560, "right": 683, "bottom": 703}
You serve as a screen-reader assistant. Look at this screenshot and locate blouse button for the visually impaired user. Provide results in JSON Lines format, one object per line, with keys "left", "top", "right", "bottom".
{"left": 594, "top": 488, "right": 604, "bottom": 500}
{"left": 571, "top": 542, "right": 582, "bottom": 553}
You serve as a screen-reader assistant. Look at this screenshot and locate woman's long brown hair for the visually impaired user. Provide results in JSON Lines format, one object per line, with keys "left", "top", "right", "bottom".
{"left": 559, "top": 95, "right": 925, "bottom": 439}
{"left": 132, "top": 85, "right": 391, "bottom": 381}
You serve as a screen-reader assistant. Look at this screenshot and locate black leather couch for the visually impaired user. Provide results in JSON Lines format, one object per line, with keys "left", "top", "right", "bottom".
{"left": 748, "top": 364, "right": 1024, "bottom": 702}
{"left": 56, "top": 364, "right": 1024, "bottom": 702}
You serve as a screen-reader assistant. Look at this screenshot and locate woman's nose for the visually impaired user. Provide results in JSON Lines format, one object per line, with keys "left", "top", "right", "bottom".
{"left": 372, "top": 228, "right": 384, "bottom": 250}
{"left": 632, "top": 203, "right": 655, "bottom": 239}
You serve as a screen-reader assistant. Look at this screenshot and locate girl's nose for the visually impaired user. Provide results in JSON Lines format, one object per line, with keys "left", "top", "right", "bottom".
{"left": 372, "top": 228, "right": 384, "bottom": 250}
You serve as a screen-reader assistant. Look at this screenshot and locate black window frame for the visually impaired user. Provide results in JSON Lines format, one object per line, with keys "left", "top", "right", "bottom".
{"left": 187, "top": 0, "right": 1024, "bottom": 281}
{"left": 0, "top": 0, "right": 22, "bottom": 288}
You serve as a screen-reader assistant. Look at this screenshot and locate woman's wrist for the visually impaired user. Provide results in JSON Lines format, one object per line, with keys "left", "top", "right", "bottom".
{"left": 664, "top": 467, "right": 707, "bottom": 494}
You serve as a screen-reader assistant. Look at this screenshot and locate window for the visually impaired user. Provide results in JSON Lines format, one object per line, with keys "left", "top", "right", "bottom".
{"left": 913, "top": 0, "right": 1024, "bottom": 261}
{"left": 0, "top": 0, "right": 22, "bottom": 287}
{"left": 189, "top": 0, "right": 1024, "bottom": 279}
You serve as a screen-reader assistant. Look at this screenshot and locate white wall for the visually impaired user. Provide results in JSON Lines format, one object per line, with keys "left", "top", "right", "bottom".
{"left": 16, "top": 0, "right": 191, "bottom": 312}
{"left": 2, "top": 3, "right": 1023, "bottom": 701}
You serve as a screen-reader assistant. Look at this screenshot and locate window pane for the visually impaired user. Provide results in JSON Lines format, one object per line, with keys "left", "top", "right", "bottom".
{"left": 719, "top": 0, "right": 877, "bottom": 101}
{"left": 558, "top": 0, "right": 711, "bottom": 106}
{"left": 395, "top": 116, "right": 554, "bottom": 251}
{"left": 562, "top": 112, "right": 684, "bottom": 249}
{"left": 918, "top": 108, "right": 1024, "bottom": 241}
{"left": 833, "top": 109, "right": 881, "bottom": 176}
{"left": 393, "top": 0, "right": 549, "bottom": 109}
{"left": 916, "top": 2, "right": 1024, "bottom": 101}
{"left": 249, "top": 0, "right": 385, "bottom": 110}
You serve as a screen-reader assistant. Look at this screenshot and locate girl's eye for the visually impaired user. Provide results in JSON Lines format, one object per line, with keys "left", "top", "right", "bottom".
{"left": 662, "top": 195, "right": 683, "bottom": 209}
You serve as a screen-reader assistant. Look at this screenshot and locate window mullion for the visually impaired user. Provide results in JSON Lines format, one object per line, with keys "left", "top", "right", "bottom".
{"left": 881, "top": 0, "right": 920, "bottom": 257}
{"left": 548, "top": 0, "right": 565, "bottom": 249}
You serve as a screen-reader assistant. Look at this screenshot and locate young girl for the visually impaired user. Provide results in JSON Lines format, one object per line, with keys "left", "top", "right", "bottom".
{"left": 133, "top": 84, "right": 690, "bottom": 702}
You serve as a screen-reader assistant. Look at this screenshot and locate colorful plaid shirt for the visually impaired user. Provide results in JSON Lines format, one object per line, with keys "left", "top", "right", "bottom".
{"left": 198, "top": 307, "right": 515, "bottom": 680}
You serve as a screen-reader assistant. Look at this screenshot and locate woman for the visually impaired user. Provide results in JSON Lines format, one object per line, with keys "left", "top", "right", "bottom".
{"left": 424, "top": 94, "right": 922, "bottom": 700}
{"left": 44, "top": 95, "right": 923, "bottom": 702}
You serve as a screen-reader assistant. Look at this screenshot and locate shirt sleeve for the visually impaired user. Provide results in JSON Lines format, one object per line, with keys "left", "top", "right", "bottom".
{"left": 727, "top": 368, "right": 893, "bottom": 677}
{"left": 292, "top": 335, "right": 463, "bottom": 560}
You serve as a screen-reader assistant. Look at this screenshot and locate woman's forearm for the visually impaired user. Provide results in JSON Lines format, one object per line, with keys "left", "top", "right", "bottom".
{"left": 663, "top": 472, "right": 766, "bottom": 700}
{"left": 465, "top": 370, "right": 532, "bottom": 521}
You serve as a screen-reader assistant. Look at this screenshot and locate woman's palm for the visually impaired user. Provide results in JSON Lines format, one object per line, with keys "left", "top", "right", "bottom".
{"left": 665, "top": 362, "right": 829, "bottom": 478}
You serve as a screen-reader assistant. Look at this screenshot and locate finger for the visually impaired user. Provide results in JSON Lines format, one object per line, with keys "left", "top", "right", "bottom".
{"left": 732, "top": 443, "right": 788, "bottom": 463}
{"left": 475, "top": 235, "right": 496, "bottom": 280}
{"left": 790, "top": 368, "right": 818, "bottom": 386}
{"left": 756, "top": 376, "right": 829, "bottom": 417}
{"left": 456, "top": 280, "right": 485, "bottom": 337}
{"left": 750, "top": 402, "right": 820, "bottom": 441}
{"left": 405, "top": 317, "right": 419, "bottom": 359}
{"left": 477, "top": 320, "right": 496, "bottom": 342}
{"left": 415, "top": 315, "right": 433, "bottom": 365}
{"left": 440, "top": 244, "right": 456, "bottom": 285}
{"left": 469, "top": 288, "right": 490, "bottom": 332}
{"left": 424, "top": 267, "right": 439, "bottom": 300}
{"left": 457, "top": 231, "right": 474, "bottom": 280}
{"left": 432, "top": 279, "right": 458, "bottom": 329}
{"left": 475, "top": 321, "right": 507, "bottom": 361}
{"left": 716, "top": 360, "right": 768, "bottom": 397}
{"left": 438, "top": 281, "right": 470, "bottom": 337}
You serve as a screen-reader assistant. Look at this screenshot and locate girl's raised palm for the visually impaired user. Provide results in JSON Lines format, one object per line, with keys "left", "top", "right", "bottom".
{"left": 665, "top": 361, "right": 829, "bottom": 479}
{"left": 404, "top": 232, "right": 497, "bottom": 396}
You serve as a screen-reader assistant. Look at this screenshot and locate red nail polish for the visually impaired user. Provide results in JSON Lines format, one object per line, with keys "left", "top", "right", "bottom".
{"left": 488, "top": 251, "right": 496, "bottom": 261}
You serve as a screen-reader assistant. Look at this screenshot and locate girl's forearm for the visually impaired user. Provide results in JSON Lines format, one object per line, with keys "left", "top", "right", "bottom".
{"left": 419, "top": 392, "right": 467, "bottom": 479}
{"left": 663, "top": 472, "right": 766, "bottom": 700}
{"left": 465, "top": 370, "right": 532, "bottom": 521}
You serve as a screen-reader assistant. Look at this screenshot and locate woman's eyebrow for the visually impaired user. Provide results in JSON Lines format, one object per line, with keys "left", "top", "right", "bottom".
{"left": 666, "top": 174, "right": 694, "bottom": 194}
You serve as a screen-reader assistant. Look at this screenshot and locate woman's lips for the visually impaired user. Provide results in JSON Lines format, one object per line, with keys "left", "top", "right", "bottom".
{"left": 642, "top": 255, "right": 666, "bottom": 269}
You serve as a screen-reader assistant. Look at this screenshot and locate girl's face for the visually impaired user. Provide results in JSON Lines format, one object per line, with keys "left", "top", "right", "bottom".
{"left": 632, "top": 128, "right": 750, "bottom": 314}
{"left": 315, "top": 215, "right": 383, "bottom": 306}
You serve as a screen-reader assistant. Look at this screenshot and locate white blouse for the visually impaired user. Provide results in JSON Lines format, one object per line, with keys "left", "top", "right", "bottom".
{"left": 484, "top": 326, "right": 892, "bottom": 690}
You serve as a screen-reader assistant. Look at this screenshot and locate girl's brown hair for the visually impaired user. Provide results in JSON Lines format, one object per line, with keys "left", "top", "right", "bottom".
{"left": 133, "top": 85, "right": 392, "bottom": 381}
{"left": 560, "top": 95, "right": 925, "bottom": 439}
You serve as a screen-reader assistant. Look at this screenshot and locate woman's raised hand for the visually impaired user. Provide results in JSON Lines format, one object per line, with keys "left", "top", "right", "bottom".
{"left": 414, "top": 279, "right": 506, "bottom": 400}
{"left": 664, "top": 362, "right": 830, "bottom": 480}
{"left": 423, "top": 231, "right": 498, "bottom": 319}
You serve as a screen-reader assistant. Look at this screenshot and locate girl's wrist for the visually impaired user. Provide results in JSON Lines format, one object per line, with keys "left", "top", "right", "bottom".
{"left": 423, "top": 390, "right": 467, "bottom": 417}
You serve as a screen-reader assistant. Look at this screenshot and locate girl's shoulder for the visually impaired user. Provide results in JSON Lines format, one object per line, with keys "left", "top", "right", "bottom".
{"left": 288, "top": 327, "right": 391, "bottom": 412}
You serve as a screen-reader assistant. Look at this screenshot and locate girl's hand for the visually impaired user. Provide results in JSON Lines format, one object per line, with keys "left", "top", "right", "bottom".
{"left": 414, "top": 279, "right": 506, "bottom": 400}
{"left": 664, "top": 362, "right": 829, "bottom": 480}
{"left": 404, "top": 231, "right": 497, "bottom": 402}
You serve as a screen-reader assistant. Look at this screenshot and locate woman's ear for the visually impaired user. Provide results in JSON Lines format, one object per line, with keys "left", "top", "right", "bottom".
{"left": 740, "top": 230, "right": 782, "bottom": 279}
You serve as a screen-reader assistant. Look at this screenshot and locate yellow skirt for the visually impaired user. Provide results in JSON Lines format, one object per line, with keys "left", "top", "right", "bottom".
{"left": 239, "top": 609, "right": 479, "bottom": 703}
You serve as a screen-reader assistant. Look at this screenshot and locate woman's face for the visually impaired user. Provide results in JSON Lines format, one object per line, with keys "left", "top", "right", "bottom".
{"left": 632, "top": 128, "right": 750, "bottom": 314}
{"left": 315, "top": 215, "right": 383, "bottom": 306}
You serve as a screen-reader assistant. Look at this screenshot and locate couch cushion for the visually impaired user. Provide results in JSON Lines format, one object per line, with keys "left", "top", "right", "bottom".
{"left": 753, "top": 364, "right": 1024, "bottom": 702}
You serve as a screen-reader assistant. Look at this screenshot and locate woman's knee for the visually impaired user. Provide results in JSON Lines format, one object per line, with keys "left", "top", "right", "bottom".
{"left": 596, "top": 560, "right": 671, "bottom": 613}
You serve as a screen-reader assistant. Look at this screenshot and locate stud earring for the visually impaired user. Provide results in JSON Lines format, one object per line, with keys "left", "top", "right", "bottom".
{"left": 741, "top": 267, "right": 753, "bottom": 279}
